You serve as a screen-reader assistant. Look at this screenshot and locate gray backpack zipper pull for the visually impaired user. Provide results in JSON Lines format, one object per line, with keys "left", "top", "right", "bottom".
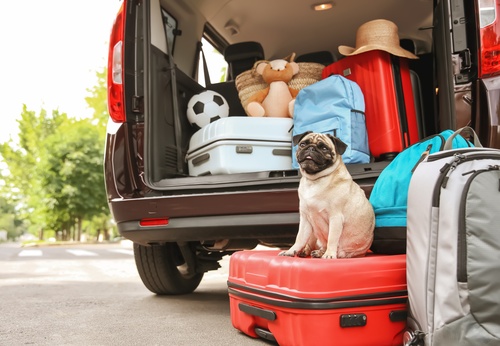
{"left": 442, "top": 153, "right": 466, "bottom": 188}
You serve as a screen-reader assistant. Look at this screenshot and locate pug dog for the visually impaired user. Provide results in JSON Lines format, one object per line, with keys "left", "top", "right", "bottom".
{"left": 279, "top": 132, "right": 374, "bottom": 259}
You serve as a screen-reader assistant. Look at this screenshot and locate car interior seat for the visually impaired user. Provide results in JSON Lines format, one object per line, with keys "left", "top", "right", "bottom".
{"left": 224, "top": 41, "right": 265, "bottom": 80}
{"left": 296, "top": 51, "right": 335, "bottom": 66}
{"left": 208, "top": 41, "right": 265, "bottom": 115}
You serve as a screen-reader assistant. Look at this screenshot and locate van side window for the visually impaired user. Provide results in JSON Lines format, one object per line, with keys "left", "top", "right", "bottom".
{"left": 161, "top": 8, "right": 177, "bottom": 53}
{"left": 197, "top": 37, "right": 228, "bottom": 87}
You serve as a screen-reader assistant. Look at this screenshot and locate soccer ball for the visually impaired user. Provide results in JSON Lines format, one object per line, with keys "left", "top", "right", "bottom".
{"left": 187, "top": 90, "right": 229, "bottom": 130}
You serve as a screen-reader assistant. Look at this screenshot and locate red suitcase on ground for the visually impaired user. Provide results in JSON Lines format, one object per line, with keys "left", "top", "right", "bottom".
{"left": 322, "top": 51, "right": 420, "bottom": 160}
{"left": 228, "top": 250, "right": 407, "bottom": 346}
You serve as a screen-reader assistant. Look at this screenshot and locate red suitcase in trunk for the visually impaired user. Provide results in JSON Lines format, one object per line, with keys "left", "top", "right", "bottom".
{"left": 322, "top": 51, "right": 420, "bottom": 160}
{"left": 228, "top": 250, "right": 407, "bottom": 346}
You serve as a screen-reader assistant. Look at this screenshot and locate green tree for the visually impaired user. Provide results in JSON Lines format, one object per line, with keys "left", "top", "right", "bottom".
{"left": 38, "top": 118, "right": 107, "bottom": 240}
{"left": 0, "top": 68, "right": 112, "bottom": 241}
{"left": 0, "top": 107, "right": 69, "bottom": 238}
{"left": 85, "top": 68, "right": 108, "bottom": 131}
{"left": 0, "top": 196, "right": 24, "bottom": 240}
{"left": 85, "top": 67, "right": 115, "bottom": 240}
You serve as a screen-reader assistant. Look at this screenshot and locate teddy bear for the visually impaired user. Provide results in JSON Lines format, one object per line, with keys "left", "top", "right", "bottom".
{"left": 246, "top": 59, "right": 300, "bottom": 118}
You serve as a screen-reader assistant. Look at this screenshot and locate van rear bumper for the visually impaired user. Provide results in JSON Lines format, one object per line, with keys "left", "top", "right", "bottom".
{"left": 117, "top": 212, "right": 299, "bottom": 246}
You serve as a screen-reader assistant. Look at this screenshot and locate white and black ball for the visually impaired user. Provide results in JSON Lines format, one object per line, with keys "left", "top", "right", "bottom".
{"left": 187, "top": 90, "right": 229, "bottom": 130}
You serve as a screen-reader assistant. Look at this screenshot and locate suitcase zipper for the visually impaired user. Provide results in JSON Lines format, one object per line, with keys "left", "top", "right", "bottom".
{"left": 227, "top": 284, "right": 407, "bottom": 310}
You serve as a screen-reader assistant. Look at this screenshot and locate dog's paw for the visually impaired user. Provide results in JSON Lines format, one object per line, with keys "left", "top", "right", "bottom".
{"left": 278, "top": 250, "right": 296, "bottom": 257}
{"left": 297, "top": 250, "right": 309, "bottom": 258}
{"left": 297, "top": 244, "right": 312, "bottom": 258}
{"left": 311, "top": 250, "right": 324, "bottom": 258}
{"left": 321, "top": 252, "right": 338, "bottom": 259}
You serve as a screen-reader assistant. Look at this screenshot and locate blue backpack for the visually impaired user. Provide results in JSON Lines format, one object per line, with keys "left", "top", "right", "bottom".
{"left": 369, "top": 129, "right": 473, "bottom": 254}
{"left": 292, "top": 75, "right": 370, "bottom": 168}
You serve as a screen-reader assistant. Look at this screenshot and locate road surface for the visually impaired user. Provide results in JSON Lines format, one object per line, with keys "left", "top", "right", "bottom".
{"left": 0, "top": 242, "right": 273, "bottom": 346}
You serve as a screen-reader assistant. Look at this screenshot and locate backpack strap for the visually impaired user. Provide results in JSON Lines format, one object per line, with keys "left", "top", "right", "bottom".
{"left": 443, "top": 126, "right": 482, "bottom": 150}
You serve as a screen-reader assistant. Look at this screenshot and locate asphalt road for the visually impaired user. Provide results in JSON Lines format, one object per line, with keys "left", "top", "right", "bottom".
{"left": 0, "top": 242, "right": 273, "bottom": 346}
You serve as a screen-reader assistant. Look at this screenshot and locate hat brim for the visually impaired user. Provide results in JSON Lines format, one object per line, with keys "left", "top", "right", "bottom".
{"left": 338, "top": 44, "right": 418, "bottom": 59}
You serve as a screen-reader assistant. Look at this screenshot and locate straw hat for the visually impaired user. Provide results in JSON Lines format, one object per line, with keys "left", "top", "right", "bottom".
{"left": 338, "top": 19, "right": 418, "bottom": 59}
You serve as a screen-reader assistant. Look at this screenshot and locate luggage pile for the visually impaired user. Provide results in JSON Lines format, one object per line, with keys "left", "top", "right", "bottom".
{"left": 186, "top": 20, "right": 423, "bottom": 177}
{"left": 220, "top": 19, "right": 500, "bottom": 346}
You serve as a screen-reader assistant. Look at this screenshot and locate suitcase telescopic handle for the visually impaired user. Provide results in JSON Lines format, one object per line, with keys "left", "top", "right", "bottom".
{"left": 238, "top": 303, "right": 276, "bottom": 321}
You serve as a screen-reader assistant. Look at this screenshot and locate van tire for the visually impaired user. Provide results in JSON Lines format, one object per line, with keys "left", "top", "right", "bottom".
{"left": 133, "top": 242, "right": 204, "bottom": 295}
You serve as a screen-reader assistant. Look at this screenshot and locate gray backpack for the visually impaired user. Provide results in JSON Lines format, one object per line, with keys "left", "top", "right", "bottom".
{"left": 405, "top": 127, "right": 500, "bottom": 345}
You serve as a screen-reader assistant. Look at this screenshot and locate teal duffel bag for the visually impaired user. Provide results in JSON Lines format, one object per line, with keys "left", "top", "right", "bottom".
{"left": 369, "top": 129, "right": 473, "bottom": 254}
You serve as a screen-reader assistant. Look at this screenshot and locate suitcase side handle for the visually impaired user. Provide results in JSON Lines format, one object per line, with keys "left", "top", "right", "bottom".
{"left": 254, "top": 327, "right": 277, "bottom": 342}
{"left": 238, "top": 303, "right": 277, "bottom": 321}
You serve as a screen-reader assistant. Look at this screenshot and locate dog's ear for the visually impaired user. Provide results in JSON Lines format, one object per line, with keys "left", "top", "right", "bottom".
{"left": 292, "top": 131, "right": 312, "bottom": 145}
{"left": 326, "top": 134, "right": 348, "bottom": 155}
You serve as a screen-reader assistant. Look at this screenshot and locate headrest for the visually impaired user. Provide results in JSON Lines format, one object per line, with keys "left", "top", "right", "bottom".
{"left": 223, "top": 41, "right": 265, "bottom": 63}
{"left": 399, "top": 39, "right": 417, "bottom": 55}
{"left": 296, "top": 51, "right": 335, "bottom": 66}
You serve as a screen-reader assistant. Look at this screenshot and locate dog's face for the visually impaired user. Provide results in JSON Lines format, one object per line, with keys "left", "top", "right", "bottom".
{"left": 293, "top": 132, "right": 347, "bottom": 175}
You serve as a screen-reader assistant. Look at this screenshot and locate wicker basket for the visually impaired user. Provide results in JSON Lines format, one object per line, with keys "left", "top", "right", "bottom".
{"left": 235, "top": 61, "right": 325, "bottom": 115}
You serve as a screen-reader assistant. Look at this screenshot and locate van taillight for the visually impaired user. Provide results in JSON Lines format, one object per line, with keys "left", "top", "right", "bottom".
{"left": 107, "top": 2, "right": 126, "bottom": 123}
{"left": 140, "top": 218, "right": 169, "bottom": 227}
{"left": 478, "top": 0, "right": 500, "bottom": 77}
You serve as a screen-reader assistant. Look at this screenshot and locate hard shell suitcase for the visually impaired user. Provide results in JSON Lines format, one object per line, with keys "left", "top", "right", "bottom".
{"left": 186, "top": 117, "right": 293, "bottom": 176}
{"left": 228, "top": 250, "right": 407, "bottom": 346}
{"left": 322, "top": 50, "right": 420, "bottom": 160}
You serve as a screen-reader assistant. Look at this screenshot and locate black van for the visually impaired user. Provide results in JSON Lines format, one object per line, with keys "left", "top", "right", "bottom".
{"left": 105, "top": 0, "right": 500, "bottom": 294}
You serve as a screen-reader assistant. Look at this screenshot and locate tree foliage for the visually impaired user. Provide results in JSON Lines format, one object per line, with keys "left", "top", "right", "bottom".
{"left": 0, "top": 107, "right": 68, "bottom": 234}
{"left": 0, "top": 69, "right": 111, "bottom": 241}
{"left": 85, "top": 68, "right": 108, "bottom": 131}
{"left": 0, "top": 196, "right": 23, "bottom": 240}
{"left": 38, "top": 117, "right": 108, "bottom": 239}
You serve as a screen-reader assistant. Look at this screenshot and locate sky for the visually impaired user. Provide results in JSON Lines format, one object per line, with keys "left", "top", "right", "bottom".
{"left": 0, "top": 1, "right": 122, "bottom": 143}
